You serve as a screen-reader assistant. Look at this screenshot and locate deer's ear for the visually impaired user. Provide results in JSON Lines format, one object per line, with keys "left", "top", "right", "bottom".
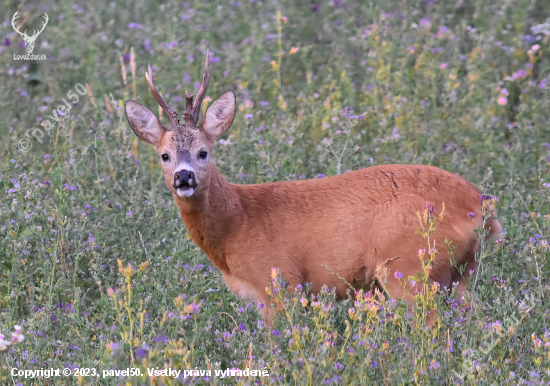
{"left": 201, "top": 91, "right": 236, "bottom": 139}
{"left": 125, "top": 100, "right": 166, "bottom": 146}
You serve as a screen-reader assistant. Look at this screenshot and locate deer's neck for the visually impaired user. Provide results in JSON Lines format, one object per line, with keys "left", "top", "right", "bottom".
{"left": 174, "top": 166, "right": 241, "bottom": 273}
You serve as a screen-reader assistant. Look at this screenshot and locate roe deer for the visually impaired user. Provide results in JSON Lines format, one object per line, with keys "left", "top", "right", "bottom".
{"left": 124, "top": 53, "right": 501, "bottom": 325}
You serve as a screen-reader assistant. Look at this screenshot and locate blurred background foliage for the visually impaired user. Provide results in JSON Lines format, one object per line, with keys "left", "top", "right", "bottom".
{"left": 1, "top": 0, "right": 550, "bottom": 384}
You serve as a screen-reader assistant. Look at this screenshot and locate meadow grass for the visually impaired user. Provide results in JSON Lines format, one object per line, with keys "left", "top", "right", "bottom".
{"left": 1, "top": 0, "right": 550, "bottom": 384}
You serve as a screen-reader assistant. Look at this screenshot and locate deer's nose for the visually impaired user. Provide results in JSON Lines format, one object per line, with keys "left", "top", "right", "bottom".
{"left": 173, "top": 169, "right": 197, "bottom": 189}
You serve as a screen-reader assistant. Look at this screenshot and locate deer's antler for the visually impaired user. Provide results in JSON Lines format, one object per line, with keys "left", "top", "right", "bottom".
{"left": 192, "top": 50, "right": 210, "bottom": 123}
{"left": 183, "top": 92, "right": 195, "bottom": 126}
{"left": 182, "top": 50, "right": 211, "bottom": 126}
{"left": 145, "top": 64, "right": 179, "bottom": 129}
{"left": 145, "top": 51, "right": 210, "bottom": 128}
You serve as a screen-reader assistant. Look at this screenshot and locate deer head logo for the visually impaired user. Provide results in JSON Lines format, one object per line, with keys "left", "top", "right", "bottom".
{"left": 11, "top": 12, "right": 49, "bottom": 54}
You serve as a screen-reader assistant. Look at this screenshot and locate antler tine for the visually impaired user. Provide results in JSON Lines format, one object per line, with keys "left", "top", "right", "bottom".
{"left": 183, "top": 92, "right": 195, "bottom": 126}
{"left": 191, "top": 50, "right": 210, "bottom": 124}
{"left": 145, "top": 64, "right": 178, "bottom": 128}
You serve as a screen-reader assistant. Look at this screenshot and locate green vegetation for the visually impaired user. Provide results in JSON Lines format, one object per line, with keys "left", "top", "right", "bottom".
{"left": 1, "top": 0, "right": 550, "bottom": 384}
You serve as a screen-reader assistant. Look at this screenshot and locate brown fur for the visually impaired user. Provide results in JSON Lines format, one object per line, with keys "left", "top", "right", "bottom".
{"left": 125, "top": 73, "right": 501, "bottom": 326}
{"left": 174, "top": 163, "right": 500, "bottom": 323}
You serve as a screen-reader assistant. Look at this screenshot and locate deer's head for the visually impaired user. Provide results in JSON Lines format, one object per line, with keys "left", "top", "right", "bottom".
{"left": 11, "top": 12, "right": 48, "bottom": 54}
{"left": 125, "top": 53, "right": 235, "bottom": 199}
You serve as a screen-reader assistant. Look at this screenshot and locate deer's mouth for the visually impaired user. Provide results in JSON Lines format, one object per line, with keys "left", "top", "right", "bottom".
{"left": 176, "top": 187, "right": 195, "bottom": 198}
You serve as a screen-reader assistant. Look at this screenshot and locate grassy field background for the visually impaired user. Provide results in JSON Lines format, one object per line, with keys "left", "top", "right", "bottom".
{"left": 1, "top": 0, "right": 550, "bottom": 384}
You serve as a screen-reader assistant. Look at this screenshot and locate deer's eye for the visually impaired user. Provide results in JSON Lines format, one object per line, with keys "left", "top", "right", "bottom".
{"left": 161, "top": 154, "right": 169, "bottom": 161}
{"left": 199, "top": 151, "right": 208, "bottom": 159}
